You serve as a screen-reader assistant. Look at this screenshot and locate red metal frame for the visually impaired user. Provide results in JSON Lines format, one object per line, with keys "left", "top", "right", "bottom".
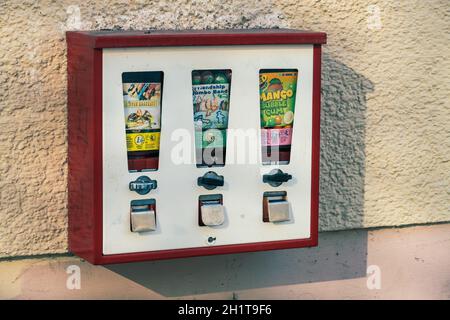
{"left": 67, "top": 29, "right": 326, "bottom": 265}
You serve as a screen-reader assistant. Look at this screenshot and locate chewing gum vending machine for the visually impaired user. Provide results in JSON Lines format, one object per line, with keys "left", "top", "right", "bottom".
{"left": 67, "top": 29, "right": 326, "bottom": 264}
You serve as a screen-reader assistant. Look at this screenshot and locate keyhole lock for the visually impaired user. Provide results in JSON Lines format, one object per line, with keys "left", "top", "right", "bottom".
{"left": 129, "top": 176, "right": 157, "bottom": 195}
{"left": 207, "top": 236, "right": 217, "bottom": 244}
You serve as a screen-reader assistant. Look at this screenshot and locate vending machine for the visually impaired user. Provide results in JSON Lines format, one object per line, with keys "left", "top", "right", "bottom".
{"left": 67, "top": 29, "right": 326, "bottom": 264}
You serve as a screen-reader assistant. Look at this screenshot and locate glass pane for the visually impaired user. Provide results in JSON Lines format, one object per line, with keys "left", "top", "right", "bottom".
{"left": 192, "top": 69, "right": 232, "bottom": 167}
{"left": 259, "top": 69, "right": 298, "bottom": 165}
{"left": 122, "top": 71, "right": 163, "bottom": 172}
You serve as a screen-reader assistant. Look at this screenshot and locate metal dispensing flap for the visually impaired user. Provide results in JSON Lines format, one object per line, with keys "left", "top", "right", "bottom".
{"left": 199, "top": 194, "right": 225, "bottom": 226}
{"left": 263, "top": 191, "right": 290, "bottom": 222}
{"left": 267, "top": 201, "right": 290, "bottom": 222}
{"left": 130, "top": 199, "right": 156, "bottom": 232}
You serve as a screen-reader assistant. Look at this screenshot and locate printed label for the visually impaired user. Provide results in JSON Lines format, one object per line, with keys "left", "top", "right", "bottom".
{"left": 192, "top": 83, "right": 230, "bottom": 131}
{"left": 259, "top": 70, "right": 298, "bottom": 128}
{"left": 126, "top": 132, "right": 160, "bottom": 151}
{"left": 123, "top": 81, "right": 162, "bottom": 152}
{"left": 261, "top": 128, "right": 293, "bottom": 147}
{"left": 195, "top": 129, "right": 227, "bottom": 149}
{"left": 192, "top": 70, "right": 231, "bottom": 152}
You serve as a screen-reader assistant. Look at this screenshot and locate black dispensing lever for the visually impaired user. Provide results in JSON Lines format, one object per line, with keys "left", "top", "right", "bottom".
{"left": 197, "top": 171, "right": 224, "bottom": 190}
{"left": 263, "top": 169, "right": 292, "bottom": 187}
{"left": 129, "top": 176, "right": 157, "bottom": 195}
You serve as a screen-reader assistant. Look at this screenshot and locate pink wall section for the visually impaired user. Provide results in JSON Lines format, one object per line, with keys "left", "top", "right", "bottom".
{"left": 1, "top": 223, "right": 449, "bottom": 299}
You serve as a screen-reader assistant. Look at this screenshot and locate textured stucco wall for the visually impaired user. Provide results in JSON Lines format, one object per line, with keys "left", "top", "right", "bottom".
{"left": 0, "top": 0, "right": 449, "bottom": 257}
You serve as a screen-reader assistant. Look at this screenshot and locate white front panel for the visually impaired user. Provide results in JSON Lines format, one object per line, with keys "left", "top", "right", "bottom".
{"left": 102, "top": 45, "right": 313, "bottom": 255}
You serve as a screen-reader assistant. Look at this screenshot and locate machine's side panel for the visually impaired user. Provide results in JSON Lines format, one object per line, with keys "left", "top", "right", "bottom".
{"left": 67, "top": 35, "right": 103, "bottom": 264}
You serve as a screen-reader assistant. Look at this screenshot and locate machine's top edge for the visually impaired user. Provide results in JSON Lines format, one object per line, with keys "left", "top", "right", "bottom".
{"left": 66, "top": 28, "right": 327, "bottom": 48}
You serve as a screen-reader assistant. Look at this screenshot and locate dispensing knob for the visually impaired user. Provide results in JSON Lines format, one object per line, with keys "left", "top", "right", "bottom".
{"left": 129, "top": 176, "right": 157, "bottom": 195}
{"left": 262, "top": 169, "right": 292, "bottom": 187}
{"left": 197, "top": 171, "right": 224, "bottom": 190}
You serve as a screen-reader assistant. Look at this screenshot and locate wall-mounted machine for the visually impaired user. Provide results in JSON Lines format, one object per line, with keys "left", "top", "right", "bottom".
{"left": 67, "top": 29, "right": 326, "bottom": 264}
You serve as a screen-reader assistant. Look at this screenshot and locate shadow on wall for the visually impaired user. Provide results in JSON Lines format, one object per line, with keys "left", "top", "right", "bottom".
{"left": 107, "top": 229, "right": 368, "bottom": 297}
{"left": 107, "top": 55, "right": 374, "bottom": 297}
{"left": 319, "top": 53, "right": 374, "bottom": 230}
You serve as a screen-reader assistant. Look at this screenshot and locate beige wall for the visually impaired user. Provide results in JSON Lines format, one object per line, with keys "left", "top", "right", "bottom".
{"left": 0, "top": 0, "right": 449, "bottom": 258}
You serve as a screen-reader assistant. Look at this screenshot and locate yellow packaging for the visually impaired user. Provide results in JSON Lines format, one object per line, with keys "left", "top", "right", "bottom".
{"left": 126, "top": 132, "right": 160, "bottom": 151}
{"left": 259, "top": 70, "right": 298, "bottom": 128}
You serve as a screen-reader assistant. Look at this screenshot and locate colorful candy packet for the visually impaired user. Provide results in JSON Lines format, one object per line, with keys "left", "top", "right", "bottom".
{"left": 259, "top": 69, "right": 298, "bottom": 164}
{"left": 192, "top": 69, "right": 232, "bottom": 167}
{"left": 122, "top": 71, "right": 163, "bottom": 171}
